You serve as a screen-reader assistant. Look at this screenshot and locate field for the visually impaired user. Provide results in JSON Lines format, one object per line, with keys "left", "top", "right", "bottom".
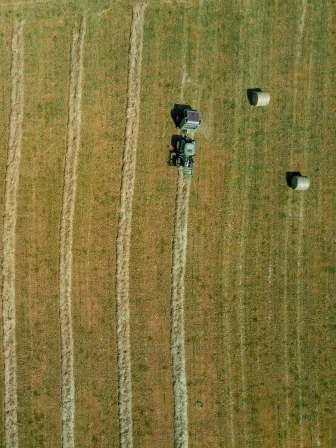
{"left": 0, "top": 0, "right": 335, "bottom": 447}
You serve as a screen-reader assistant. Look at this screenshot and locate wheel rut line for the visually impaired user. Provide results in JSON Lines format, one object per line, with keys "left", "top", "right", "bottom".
{"left": 284, "top": 0, "right": 308, "bottom": 274}
{"left": 171, "top": 168, "right": 190, "bottom": 448}
{"left": 59, "top": 14, "right": 86, "bottom": 448}
{"left": 174, "top": 3, "right": 205, "bottom": 443}
{"left": 236, "top": 133, "right": 255, "bottom": 447}
{"left": 296, "top": 50, "right": 313, "bottom": 448}
{"left": 296, "top": 195, "right": 305, "bottom": 448}
{"left": 2, "top": 18, "right": 24, "bottom": 448}
{"left": 179, "top": 10, "right": 188, "bottom": 103}
{"left": 234, "top": 13, "right": 262, "bottom": 442}
{"left": 293, "top": 0, "right": 307, "bottom": 123}
{"left": 224, "top": 311, "right": 235, "bottom": 447}
{"left": 219, "top": 19, "right": 244, "bottom": 446}
{"left": 282, "top": 4, "right": 308, "bottom": 444}
{"left": 313, "top": 35, "right": 332, "bottom": 445}
{"left": 115, "top": 4, "right": 147, "bottom": 448}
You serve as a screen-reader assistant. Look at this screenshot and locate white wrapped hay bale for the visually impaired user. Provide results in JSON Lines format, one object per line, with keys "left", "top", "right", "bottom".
{"left": 251, "top": 91, "right": 270, "bottom": 107}
{"left": 291, "top": 175, "right": 310, "bottom": 191}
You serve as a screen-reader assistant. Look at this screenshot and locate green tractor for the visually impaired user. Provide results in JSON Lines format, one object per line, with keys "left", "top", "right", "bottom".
{"left": 170, "top": 105, "right": 201, "bottom": 178}
{"left": 176, "top": 137, "right": 196, "bottom": 178}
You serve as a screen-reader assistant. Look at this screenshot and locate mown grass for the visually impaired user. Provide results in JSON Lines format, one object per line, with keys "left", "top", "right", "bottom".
{"left": 0, "top": 18, "right": 12, "bottom": 448}
{"left": 71, "top": 6, "right": 130, "bottom": 447}
{"left": 0, "top": 0, "right": 335, "bottom": 447}
{"left": 14, "top": 15, "right": 71, "bottom": 447}
{"left": 129, "top": 3, "right": 183, "bottom": 446}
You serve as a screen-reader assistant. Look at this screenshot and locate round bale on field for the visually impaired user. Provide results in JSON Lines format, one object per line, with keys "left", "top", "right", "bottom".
{"left": 291, "top": 175, "right": 310, "bottom": 191}
{"left": 251, "top": 90, "right": 270, "bottom": 107}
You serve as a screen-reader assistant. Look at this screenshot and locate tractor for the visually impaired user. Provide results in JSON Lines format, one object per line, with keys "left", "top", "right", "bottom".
{"left": 176, "top": 137, "right": 196, "bottom": 178}
{"left": 169, "top": 105, "right": 201, "bottom": 178}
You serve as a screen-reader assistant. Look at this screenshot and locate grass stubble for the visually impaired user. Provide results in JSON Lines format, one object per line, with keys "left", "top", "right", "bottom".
{"left": 170, "top": 168, "right": 191, "bottom": 448}
{"left": 115, "top": 3, "right": 147, "bottom": 448}
{"left": 59, "top": 14, "right": 86, "bottom": 448}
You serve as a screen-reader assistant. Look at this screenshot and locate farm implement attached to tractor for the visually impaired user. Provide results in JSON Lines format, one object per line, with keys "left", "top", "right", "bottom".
{"left": 169, "top": 105, "right": 201, "bottom": 178}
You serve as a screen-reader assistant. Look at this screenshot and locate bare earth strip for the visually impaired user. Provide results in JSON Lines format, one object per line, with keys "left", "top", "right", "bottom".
{"left": 1, "top": 19, "right": 24, "bottom": 448}
{"left": 115, "top": 4, "right": 147, "bottom": 448}
{"left": 59, "top": 15, "right": 86, "bottom": 448}
{"left": 171, "top": 168, "right": 191, "bottom": 448}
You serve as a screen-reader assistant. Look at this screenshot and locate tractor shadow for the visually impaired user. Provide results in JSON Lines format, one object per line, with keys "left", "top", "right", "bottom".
{"left": 247, "top": 88, "right": 262, "bottom": 105}
{"left": 286, "top": 171, "right": 301, "bottom": 188}
{"left": 171, "top": 103, "right": 192, "bottom": 128}
{"left": 167, "top": 134, "right": 184, "bottom": 166}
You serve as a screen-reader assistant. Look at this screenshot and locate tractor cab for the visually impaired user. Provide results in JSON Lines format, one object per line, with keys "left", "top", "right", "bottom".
{"left": 180, "top": 139, "right": 196, "bottom": 157}
{"left": 179, "top": 139, "right": 196, "bottom": 178}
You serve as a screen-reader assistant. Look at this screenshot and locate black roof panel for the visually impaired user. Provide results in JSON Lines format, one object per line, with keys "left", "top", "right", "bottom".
{"left": 187, "top": 110, "right": 200, "bottom": 122}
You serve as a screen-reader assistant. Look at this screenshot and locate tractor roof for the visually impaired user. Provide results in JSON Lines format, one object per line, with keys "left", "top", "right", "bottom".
{"left": 186, "top": 110, "right": 200, "bottom": 123}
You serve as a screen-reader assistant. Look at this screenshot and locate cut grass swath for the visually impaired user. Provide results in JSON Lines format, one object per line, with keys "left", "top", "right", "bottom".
{"left": 115, "top": 3, "right": 147, "bottom": 448}
{"left": 59, "top": 14, "right": 86, "bottom": 448}
{"left": 170, "top": 168, "right": 191, "bottom": 448}
{"left": 1, "top": 19, "right": 24, "bottom": 448}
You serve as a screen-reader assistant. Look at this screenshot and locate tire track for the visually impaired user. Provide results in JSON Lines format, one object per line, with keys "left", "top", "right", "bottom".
{"left": 2, "top": 19, "right": 24, "bottom": 448}
{"left": 179, "top": 10, "right": 188, "bottom": 103}
{"left": 219, "top": 18, "right": 245, "bottom": 446}
{"left": 282, "top": 3, "right": 308, "bottom": 444}
{"left": 236, "top": 115, "right": 255, "bottom": 448}
{"left": 173, "top": 4, "right": 203, "bottom": 445}
{"left": 295, "top": 50, "right": 312, "bottom": 448}
{"left": 292, "top": 0, "right": 307, "bottom": 125}
{"left": 59, "top": 15, "right": 86, "bottom": 448}
{"left": 115, "top": 4, "right": 147, "bottom": 448}
{"left": 224, "top": 310, "right": 235, "bottom": 447}
{"left": 171, "top": 167, "right": 190, "bottom": 448}
{"left": 312, "top": 26, "right": 332, "bottom": 443}
{"left": 234, "top": 8, "right": 263, "bottom": 442}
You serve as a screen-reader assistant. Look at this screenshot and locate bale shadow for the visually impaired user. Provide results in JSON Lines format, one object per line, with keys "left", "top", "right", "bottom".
{"left": 171, "top": 103, "right": 192, "bottom": 128}
{"left": 286, "top": 171, "right": 301, "bottom": 188}
{"left": 247, "top": 88, "right": 262, "bottom": 106}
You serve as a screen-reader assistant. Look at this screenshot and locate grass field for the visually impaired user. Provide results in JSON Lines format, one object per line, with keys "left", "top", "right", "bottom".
{"left": 0, "top": 0, "right": 335, "bottom": 447}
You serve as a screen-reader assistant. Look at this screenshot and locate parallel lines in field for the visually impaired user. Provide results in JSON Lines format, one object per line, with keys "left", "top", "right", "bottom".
{"left": 292, "top": 0, "right": 307, "bottom": 124}
{"left": 232, "top": 3, "right": 266, "bottom": 439}
{"left": 174, "top": 4, "right": 204, "bottom": 445}
{"left": 59, "top": 14, "right": 86, "bottom": 448}
{"left": 296, "top": 193, "right": 305, "bottom": 448}
{"left": 237, "top": 224, "right": 249, "bottom": 446}
{"left": 282, "top": 3, "right": 308, "bottom": 444}
{"left": 179, "top": 10, "right": 188, "bottom": 103}
{"left": 2, "top": 19, "right": 24, "bottom": 448}
{"left": 282, "top": 153, "right": 292, "bottom": 444}
{"left": 283, "top": 0, "right": 308, "bottom": 305}
{"left": 170, "top": 168, "right": 190, "bottom": 448}
{"left": 235, "top": 107, "right": 257, "bottom": 448}
{"left": 115, "top": 4, "right": 147, "bottom": 447}
{"left": 295, "top": 50, "right": 313, "bottom": 448}
{"left": 282, "top": 248, "right": 291, "bottom": 447}
{"left": 219, "top": 18, "right": 245, "bottom": 446}
{"left": 313, "top": 37, "right": 333, "bottom": 445}
{"left": 224, "top": 311, "right": 235, "bottom": 447}
{"left": 263, "top": 3, "right": 276, "bottom": 328}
